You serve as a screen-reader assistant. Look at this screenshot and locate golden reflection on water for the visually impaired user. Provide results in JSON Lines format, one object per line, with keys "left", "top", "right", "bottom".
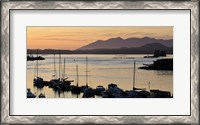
{"left": 27, "top": 54, "right": 173, "bottom": 98}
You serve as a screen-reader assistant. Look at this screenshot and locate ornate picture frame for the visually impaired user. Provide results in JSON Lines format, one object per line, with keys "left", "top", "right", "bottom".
{"left": 1, "top": 0, "right": 199, "bottom": 124}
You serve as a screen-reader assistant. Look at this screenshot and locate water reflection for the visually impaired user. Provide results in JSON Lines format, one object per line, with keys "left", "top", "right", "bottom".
{"left": 155, "top": 71, "right": 173, "bottom": 75}
{"left": 27, "top": 54, "right": 173, "bottom": 98}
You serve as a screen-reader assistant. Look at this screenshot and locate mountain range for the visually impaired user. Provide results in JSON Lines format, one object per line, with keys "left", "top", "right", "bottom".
{"left": 78, "top": 37, "right": 173, "bottom": 50}
{"left": 28, "top": 43, "right": 173, "bottom": 54}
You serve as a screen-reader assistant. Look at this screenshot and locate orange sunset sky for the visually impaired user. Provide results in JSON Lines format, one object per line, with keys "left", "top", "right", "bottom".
{"left": 27, "top": 26, "right": 173, "bottom": 50}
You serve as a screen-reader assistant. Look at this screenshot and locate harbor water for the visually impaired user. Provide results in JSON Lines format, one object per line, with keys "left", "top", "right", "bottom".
{"left": 27, "top": 54, "right": 173, "bottom": 98}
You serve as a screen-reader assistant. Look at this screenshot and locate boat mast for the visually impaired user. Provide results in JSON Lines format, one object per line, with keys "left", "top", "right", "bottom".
{"left": 76, "top": 64, "right": 79, "bottom": 86}
{"left": 86, "top": 56, "right": 88, "bottom": 87}
{"left": 54, "top": 53, "right": 56, "bottom": 79}
{"left": 133, "top": 61, "right": 136, "bottom": 90}
{"left": 59, "top": 52, "right": 61, "bottom": 80}
{"left": 148, "top": 81, "right": 151, "bottom": 91}
{"left": 34, "top": 65, "right": 36, "bottom": 77}
{"left": 63, "top": 58, "right": 66, "bottom": 79}
{"left": 36, "top": 49, "right": 38, "bottom": 77}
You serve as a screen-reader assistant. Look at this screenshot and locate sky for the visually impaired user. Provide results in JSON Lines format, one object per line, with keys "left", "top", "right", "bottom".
{"left": 27, "top": 26, "right": 173, "bottom": 50}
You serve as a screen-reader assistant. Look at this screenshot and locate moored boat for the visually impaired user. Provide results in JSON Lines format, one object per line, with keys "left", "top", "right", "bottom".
{"left": 82, "top": 88, "right": 95, "bottom": 98}
{"left": 33, "top": 49, "right": 44, "bottom": 87}
{"left": 27, "top": 88, "right": 36, "bottom": 98}
{"left": 38, "top": 93, "right": 46, "bottom": 98}
{"left": 71, "top": 85, "right": 81, "bottom": 94}
{"left": 150, "top": 89, "right": 172, "bottom": 98}
{"left": 95, "top": 85, "right": 105, "bottom": 95}
{"left": 71, "top": 65, "right": 81, "bottom": 94}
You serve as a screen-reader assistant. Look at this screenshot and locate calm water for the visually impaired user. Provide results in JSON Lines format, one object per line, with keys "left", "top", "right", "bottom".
{"left": 27, "top": 54, "right": 173, "bottom": 98}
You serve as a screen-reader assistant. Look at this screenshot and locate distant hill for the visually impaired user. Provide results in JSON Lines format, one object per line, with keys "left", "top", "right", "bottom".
{"left": 28, "top": 43, "right": 173, "bottom": 54}
{"left": 78, "top": 37, "right": 173, "bottom": 50}
{"left": 74, "top": 43, "right": 172, "bottom": 54}
{"left": 139, "top": 43, "right": 172, "bottom": 51}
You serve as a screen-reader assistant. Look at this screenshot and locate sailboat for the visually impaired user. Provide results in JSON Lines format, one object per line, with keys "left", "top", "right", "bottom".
{"left": 124, "top": 61, "right": 138, "bottom": 97}
{"left": 33, "top": 49, "right": 44, "bottom": 87}
{"left": 70, "top": 64, "right": 81, "bottom": 94}
{"left": 49, "top": 53, "right": 59, "bottom": 88}
{"left": 81, "top": 56, "right": 95, "bottom": 98}
{"left": 62, "top": 58, "right": 74, "bottom": 85}
{"left": 60, "top": 57, "right": 74, "bottom": 91}
{"left": 81, "top": 56, "right": 90, "bottom": 92}
{"left": 38, "top": 87, "right": 46, "bottom": 98}
{"left": 51, "top": 52, "right": 64, "bottom": 92}
{"left": 127, "top": 61, "right": 150, "bottom": 97}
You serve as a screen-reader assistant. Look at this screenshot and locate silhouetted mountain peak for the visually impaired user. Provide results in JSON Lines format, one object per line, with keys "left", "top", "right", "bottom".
{"left": 94, "top": 40, "right": 104, "bottom": 43}
{"left": 143, "top": 36, "right": 150, "bottom": 39}
{"left": 105, "top": 37, "right": 124, "bottom": 43}
{"left": 139, "top": 43, "right": 171, "bottom": 50}
{"left": 109, "top": 37, "right": 123, "bottom": 40}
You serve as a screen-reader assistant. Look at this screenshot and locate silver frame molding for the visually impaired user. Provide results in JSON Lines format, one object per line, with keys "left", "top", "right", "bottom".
{"left": 1, "top": 1, "right": 199, "bottom": 124}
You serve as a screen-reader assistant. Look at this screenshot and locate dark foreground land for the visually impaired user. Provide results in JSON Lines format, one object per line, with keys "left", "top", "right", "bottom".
{"left": 139, "top": 58, "right": 173, "bottom": 70}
